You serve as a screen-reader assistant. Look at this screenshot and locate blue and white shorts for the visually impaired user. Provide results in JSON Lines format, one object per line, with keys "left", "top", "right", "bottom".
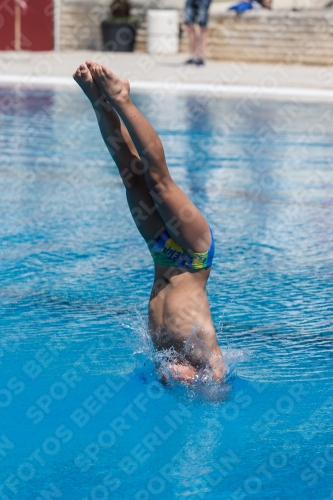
{"left": 184, "top": 0, "right": 212, "bottom": 27}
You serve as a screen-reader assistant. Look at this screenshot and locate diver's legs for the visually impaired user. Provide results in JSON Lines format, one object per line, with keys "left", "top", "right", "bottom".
{"left": 87, "top": 61, "right": 211, "bottom": 253}
{"left": 73, "top": 64, "right": 164, "bottom": 242}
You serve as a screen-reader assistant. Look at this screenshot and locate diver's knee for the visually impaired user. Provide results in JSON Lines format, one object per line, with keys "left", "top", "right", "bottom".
{"left": 145, "top": 169, "right": 172, "bottom": 191}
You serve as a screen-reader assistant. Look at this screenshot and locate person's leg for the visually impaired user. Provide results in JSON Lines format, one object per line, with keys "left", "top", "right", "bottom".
{"left": 73, "top": 63, "right": 165, "bottom": 243}
{"left": 186, "top": 24, "right": 197, "bottom": 59}
{"left": 184, "top": 0, "right": 198, "bottom": 62}
{"left": 198, "top": 26, "right": 208, "bottom": 59}
{"left": 197, "top": 0, "right": 211, "bottom": 62}
{"left": 87, "top": 61, "right": 212, "bottom": 254}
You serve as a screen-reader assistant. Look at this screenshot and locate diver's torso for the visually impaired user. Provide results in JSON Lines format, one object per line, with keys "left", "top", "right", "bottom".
{"left": 148, "top": 264, "right": 219, "bottom": 366}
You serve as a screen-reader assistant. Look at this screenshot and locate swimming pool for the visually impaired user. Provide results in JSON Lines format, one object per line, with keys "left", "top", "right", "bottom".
{"left": 0, "top": 86, "right": 333, "bottom": 500}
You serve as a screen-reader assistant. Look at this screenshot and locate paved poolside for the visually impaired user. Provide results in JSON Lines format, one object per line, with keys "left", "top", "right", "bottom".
{"left": 0, "top": 51, "right": 332, "bottom": 101}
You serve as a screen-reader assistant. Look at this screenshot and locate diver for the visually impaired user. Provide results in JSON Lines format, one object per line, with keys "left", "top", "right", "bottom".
{"left": 73, "top": 61, "right": 225, "bottom": 382}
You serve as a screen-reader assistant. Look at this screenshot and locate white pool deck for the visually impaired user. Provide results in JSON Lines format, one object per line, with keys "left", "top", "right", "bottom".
{"left": 0, "top": 50, "right": 333, "bottom": 101}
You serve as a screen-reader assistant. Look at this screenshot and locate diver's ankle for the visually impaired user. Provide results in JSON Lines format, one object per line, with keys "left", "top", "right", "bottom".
{"left": 112, "top": 95, "right": 132, "bottom": 113}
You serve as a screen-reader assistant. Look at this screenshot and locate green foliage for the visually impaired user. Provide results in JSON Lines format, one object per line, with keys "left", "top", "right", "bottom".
{"left": 110, "top": 0, "right": 131, "bottom": 19}
{"left": 103, "top": 0, "right": 140, "bottom": 24}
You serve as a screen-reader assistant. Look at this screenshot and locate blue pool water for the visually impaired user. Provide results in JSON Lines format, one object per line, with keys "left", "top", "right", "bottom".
{"left": 0, "top": 86, "right": 333, "bottom": 500}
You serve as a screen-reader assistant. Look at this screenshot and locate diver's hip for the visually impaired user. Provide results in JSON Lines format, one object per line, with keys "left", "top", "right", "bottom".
{"left": 148, "top": 306, "right": 215, "bottom": 349}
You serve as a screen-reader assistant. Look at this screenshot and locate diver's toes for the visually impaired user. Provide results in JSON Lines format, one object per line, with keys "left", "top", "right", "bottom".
{"left": 79, "top": 64, "right": 92, "bottom": 81}
{"left": 102, "top": 65, "right": 115, "bottom": 81}
{"left": 87, "top": 61, "right": 95, "bottom": 76}
{"left": 95, "top": 63, "right": 103, "bottom": 77}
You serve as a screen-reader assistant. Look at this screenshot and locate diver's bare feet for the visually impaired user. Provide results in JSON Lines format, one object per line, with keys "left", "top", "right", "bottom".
{"left": 73, "top": 63, "right": 101, "bottom": 105}
{"left": 86, "top": 61, "right": 130, "bottom": 109}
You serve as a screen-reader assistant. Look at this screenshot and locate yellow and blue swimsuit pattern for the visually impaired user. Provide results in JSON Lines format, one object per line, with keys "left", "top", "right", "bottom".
{"left": 148, "top": 227, "right": 214, "bottom": 270}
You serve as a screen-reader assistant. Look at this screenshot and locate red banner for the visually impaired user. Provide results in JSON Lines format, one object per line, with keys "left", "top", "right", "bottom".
{"left": 0, "top": 0, "right": 54, "bottom": 50}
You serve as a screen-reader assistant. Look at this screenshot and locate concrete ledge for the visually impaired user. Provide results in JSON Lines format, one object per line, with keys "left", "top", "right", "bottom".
{"left": 2, "top": 72, "right": 333, "bottom": 101}
{"left": 1, "top": 51, "right": 333, "bottom": 101}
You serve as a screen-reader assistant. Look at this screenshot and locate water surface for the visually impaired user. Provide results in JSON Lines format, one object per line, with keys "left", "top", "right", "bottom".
{"left": 0, "top": 87, "right": 333, "bottom": 499}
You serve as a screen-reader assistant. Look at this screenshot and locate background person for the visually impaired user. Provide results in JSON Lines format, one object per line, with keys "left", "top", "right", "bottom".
{"left": 228, "top": 0, "right": 272, "bottom": 12}
{"left": 184, "top": 0, "right": 212, "bottom": 66}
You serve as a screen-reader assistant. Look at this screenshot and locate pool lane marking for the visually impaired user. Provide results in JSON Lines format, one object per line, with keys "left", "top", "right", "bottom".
{"left": 1, "top": 74, "right": 333, "bottom": 99}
